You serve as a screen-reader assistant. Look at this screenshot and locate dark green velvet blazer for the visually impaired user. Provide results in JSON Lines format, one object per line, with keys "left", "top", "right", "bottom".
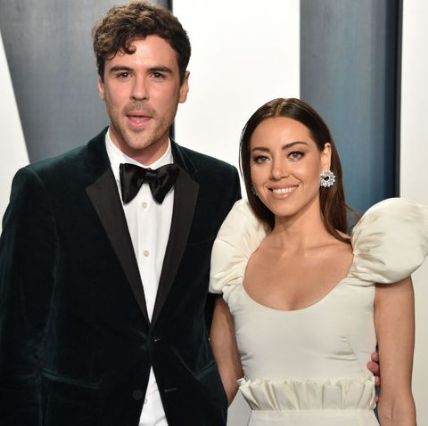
{"left": 0, "top": 129, "right": 241, "bottom": 426}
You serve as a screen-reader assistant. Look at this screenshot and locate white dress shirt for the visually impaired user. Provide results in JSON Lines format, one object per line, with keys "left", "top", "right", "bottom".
{"left": 106, "top": 130, "right": 171, "bottom": 426}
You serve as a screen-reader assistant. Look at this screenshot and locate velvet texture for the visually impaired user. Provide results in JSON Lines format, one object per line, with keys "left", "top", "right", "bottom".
{"left": 0, "top": 129, "right": 241, "bottom": 426}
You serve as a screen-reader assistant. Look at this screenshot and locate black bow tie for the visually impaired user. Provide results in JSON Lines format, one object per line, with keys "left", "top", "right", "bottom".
{"left": 119, "top": 163, "right": 179, "bottom": 204}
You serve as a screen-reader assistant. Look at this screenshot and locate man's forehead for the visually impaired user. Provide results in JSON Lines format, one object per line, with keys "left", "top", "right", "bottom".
{"left": 106, "top": 35, "right": 178, "bottom": 63}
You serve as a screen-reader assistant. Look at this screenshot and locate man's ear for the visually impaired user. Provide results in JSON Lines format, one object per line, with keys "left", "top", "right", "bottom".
{"left": 179, "top": 70, "right": 190, "bottom": 104}
{"left": 97, "top": 78, "right": 105, "bottom": 101}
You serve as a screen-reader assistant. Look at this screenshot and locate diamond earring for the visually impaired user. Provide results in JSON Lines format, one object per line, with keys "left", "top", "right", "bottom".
{"left": 320, "top": 170, "right": 336, "bottom": 188}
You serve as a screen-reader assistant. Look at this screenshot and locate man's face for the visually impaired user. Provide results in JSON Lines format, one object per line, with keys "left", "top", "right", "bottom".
{"left": 98, "top": 35, "right": 189, "bottom": 164}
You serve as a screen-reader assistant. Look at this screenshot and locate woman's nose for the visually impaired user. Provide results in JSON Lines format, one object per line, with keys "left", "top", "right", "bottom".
{"left": 271, "top": 159, "right": 289, "bottom": 180}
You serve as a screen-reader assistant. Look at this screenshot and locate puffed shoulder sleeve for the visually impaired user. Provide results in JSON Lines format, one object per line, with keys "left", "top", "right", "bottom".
{"left": 349, "top": 198, "right": 428, "bottom": 284}
{"left": 209, "top": 199, "right": 267, "bottom": 295}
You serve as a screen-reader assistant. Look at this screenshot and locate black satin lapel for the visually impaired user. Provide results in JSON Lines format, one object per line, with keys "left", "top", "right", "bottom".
{"left": 86, "top": 169, "right": 149, "bottom": 323}
{"left": 151, "top": 166, "right": 199, "bottom": 326}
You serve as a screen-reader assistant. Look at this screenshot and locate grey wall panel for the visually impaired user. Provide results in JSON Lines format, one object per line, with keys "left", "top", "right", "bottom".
{"left": 0, "top": 0, "right": 169, "bottom": 162}
{"left": 301, "top": 0, "right": 400, "bottom": 212}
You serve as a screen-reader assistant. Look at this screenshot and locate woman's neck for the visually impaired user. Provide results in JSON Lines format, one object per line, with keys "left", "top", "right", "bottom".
{"left": 270, "top": 204, "right": 333, "bottom": 252}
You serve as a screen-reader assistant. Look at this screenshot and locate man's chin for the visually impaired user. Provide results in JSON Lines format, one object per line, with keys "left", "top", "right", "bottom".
{"left": 122, "top": 131, "right": 153, "bottom": 152}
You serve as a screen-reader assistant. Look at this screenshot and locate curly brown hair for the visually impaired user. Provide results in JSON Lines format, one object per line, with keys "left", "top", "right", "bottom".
{"left": 240, "top": 97, "right": 352, "bottom": 243}
{"left": 92, "top": 0, "right": 191, "bottom": 82}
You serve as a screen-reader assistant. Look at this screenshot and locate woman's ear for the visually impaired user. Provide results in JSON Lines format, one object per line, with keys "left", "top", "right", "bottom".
{"left": 321, "top": 142, "right": 332, "bottom": 170}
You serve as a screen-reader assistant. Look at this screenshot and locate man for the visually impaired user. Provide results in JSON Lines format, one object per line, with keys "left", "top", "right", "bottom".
{"left": 0, "top": 2, "right": 240, "bottom": 425}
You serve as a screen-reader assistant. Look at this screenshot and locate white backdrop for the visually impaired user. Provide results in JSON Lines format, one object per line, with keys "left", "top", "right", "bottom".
{"left": 0, "top": 30, "right": 28, "bottom": 230}
{"left": 173, "top": 0, "right": 300, "bottom": 171}
{"left": 400, "top": 1, "right": 428, "bottom": 425}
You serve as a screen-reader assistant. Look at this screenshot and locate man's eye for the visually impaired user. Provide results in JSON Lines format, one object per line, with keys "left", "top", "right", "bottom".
{"left": 152, "top": 72, "right": 165, "bottom": 79}
{"left": 116, "top": 72, "right": 130, "bottom": 79}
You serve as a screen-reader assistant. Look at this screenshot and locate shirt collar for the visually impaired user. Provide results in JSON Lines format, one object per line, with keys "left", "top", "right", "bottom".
{"left": 105, "top": 128, "right": 174, "bottom": 184}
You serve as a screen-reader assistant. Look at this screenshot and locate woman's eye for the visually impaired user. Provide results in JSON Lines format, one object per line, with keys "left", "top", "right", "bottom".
{"left": 253, "top": 155, "right": 269, "bottom": 164}
{"left": 288, "top": 151, "right": 304, "bottom": 161}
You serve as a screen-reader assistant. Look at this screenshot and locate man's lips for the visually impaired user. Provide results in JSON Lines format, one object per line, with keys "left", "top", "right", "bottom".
{"left": 126, "top": 113, "right": 152, "bottom": 127}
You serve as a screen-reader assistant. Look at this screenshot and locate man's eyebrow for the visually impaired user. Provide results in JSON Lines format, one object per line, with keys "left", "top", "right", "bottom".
{"left": 108, "top": 65, "right": 133, "bottom": 73}
{"left": 107, "top": 65, "right": 174, "bottom": 75}
{"left": 148, "top": 65, "right": 173, "bottom": 74}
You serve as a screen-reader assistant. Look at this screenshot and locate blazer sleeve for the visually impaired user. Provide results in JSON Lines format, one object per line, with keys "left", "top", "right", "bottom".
{"left": 0, "top": 167, "right": 58, "bottom": 424}
{"left": 231, "top": 166, "right": 242, "bottom": 204}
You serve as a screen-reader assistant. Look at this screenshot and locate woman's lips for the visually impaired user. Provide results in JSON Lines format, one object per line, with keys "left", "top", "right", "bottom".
{"left": 268, "top": 185, "right": 298, "bottom": 198}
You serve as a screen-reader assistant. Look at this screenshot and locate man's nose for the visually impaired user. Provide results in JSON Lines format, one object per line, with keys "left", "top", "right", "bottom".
{"left": 131, "top": 75, "right": 148, "bottom": 100}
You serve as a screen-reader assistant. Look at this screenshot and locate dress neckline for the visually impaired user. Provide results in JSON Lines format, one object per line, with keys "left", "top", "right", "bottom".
{"left": 241, "top": 262, "right": 355, "bottom": 313}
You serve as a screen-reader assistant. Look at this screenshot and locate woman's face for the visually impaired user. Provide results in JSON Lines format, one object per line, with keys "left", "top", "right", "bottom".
{"left": 250, "top": 116, "right": 331, "bottom": 222}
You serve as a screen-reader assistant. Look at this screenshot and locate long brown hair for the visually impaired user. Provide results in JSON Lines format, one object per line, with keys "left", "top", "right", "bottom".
{"left": 240, "top": 97, "right": 351, "bottom": 243}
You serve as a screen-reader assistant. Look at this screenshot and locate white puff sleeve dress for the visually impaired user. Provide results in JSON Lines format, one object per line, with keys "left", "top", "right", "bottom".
{"left": 210, "top": 198, "right": 428, "bottom": 426}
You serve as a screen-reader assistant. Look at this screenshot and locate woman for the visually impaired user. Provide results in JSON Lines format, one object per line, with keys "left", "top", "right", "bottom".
{"left": 209, "top": 98, "right": 428, "bottom": 425}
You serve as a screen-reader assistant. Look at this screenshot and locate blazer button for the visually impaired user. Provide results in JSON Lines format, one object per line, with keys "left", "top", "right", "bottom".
{"left": 153, "top": 336, "right": 161, "bottom": 343}
{"left": 132, "top": 389, "right": 144, "bottom": 400}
